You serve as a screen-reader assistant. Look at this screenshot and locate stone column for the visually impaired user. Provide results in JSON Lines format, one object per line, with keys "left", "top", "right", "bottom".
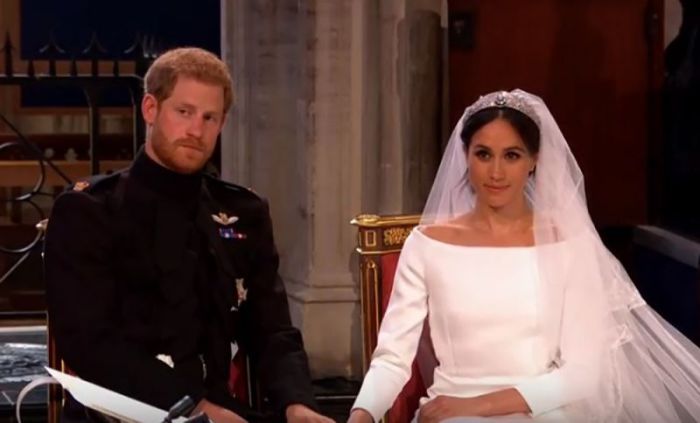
{"left": 221, "top": 0, "right": 359, "bottom": 378}
{"left": 401, "top": 0, "right": 446, "bottom": 212}
{"left": 220, "top": 0, "right": 446, "bottom": 379}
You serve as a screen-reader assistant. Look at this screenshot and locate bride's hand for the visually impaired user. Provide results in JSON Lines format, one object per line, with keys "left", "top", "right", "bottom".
{"left": 418, "top": 395, "right": 483, "bottom": 423}
{"left": 347, "top": 408, "right": 374, "bottom": 423}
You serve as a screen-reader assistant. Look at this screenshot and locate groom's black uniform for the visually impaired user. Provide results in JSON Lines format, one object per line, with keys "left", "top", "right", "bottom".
{"left": 44, "top": 151, "right": 316, "bottom": 421}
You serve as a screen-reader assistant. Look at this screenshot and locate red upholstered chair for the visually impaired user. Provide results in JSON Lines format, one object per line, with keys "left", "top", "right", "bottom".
{"left": 352, "top": 214, "right": 436, "bottom": 423}
{"left": 228, "top": 346, "right": 259, "bottom": 408}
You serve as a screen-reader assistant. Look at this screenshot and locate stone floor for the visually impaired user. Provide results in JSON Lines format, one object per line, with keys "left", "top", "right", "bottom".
{"left": 0, "top": 327, "right": 48, "bottom": 423}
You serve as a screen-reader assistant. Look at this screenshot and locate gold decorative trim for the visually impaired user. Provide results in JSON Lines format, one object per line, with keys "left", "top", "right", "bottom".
{"left": 364, "top": 259, "right": 380, "bottom": 371}
{"left": 383, "top": 227, "right": 413, "bottom": 247}
{"left": 373, "top": 261, "right": 380, "bottom": 356}
{"left": 351, "top": 214, "right": 421, "bottom": 228}
{"left": 355, "top": 247, "right": 404, "bottom": 255}
{"left": 353, "top": 214, "right": 380, "bottom": 225}
{"left": 364, "top": 230, "right": 377, "bottom": 248}
{"left": 360, "top": 261, "right": 367, "bottom": 371}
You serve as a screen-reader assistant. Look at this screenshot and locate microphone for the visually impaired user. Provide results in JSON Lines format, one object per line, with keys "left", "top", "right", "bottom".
{"left": 183, "top": 412, "right": 210, "bottom": 422}
{"left": 161, "top": 396, "right": 196, "bottom": 423}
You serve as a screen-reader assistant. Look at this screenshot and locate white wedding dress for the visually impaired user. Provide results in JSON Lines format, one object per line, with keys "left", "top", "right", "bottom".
{"left": 352, "top": 228, "right": 578, "bottom": 422}
{"left": 353, "top": 89, "right": 700, "bottom": 422}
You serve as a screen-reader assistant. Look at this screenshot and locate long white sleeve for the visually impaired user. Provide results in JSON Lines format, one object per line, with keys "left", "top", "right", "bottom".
{"left": 352, "top": 232, "right": 428, "bottom": 422}
{"left": 515, "top": 234, "right": 605, "bottom": 416}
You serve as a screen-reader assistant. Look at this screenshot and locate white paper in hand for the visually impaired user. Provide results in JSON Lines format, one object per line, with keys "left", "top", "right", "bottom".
{"left": 45, "top": 367, "right": 187, "bottom": 422}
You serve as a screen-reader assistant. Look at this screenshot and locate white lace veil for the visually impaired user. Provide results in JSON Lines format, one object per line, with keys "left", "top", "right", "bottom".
{"left": 421, "top": 89, "right": 700, "bottom": 421}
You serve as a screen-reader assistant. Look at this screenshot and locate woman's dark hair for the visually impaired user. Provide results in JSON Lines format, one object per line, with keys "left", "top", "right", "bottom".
{"left": 460, "top": 107, "right": 540, "bottom": 155}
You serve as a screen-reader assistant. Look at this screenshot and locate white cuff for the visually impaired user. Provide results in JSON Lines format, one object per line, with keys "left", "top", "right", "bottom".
{"left": 514, "top": 370, "right": 565, "bottom": 416}
{"left": 352, "top": 365, "right": 408, "bottom": 422}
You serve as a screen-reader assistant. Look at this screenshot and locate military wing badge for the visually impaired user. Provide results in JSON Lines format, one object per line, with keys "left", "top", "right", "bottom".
{"left": 212, "top": 212, "right": 238, "bottom": 226}
{"left": 73, "top": 181, "right": 90, "bottom": 192}
{"left": 212, "top": 211, "right": 247, "bottom": 239}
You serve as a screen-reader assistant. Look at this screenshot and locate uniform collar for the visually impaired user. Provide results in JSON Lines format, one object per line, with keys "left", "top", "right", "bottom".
{"left": 129, "top": 148, "right": 203, "bottom": 211}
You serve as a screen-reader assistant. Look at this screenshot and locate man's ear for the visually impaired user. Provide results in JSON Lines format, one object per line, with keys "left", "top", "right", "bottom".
{"left": 142, "top": 94, "right": 158, "bottom": 125}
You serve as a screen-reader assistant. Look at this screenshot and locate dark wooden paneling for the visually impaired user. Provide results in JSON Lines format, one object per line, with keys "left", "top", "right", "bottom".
{"left": 448, "top": 0, "right": 664, "bottom": 226}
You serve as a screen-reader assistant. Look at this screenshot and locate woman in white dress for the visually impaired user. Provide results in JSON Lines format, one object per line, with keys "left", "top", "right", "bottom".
{"left": 347, "top": 90, "right": 700, "bottom": 423}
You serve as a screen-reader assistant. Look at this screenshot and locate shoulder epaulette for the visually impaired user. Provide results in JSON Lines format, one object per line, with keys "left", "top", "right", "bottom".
{"left": 69, "top": 171, "right": 123, "bottom": 194}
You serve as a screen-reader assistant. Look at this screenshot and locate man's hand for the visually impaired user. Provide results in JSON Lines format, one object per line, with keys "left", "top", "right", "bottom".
{"left": 192, "top": 399, "right": 247, "bottom": 423}
{"left": 285, "top": 404, "right": 335, "bottom": 423}
{"left": 418, "top": 395, "right": 484, "bottom": 423}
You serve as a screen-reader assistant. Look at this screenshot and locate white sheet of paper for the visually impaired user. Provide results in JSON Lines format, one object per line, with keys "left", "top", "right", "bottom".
{"left": 45, "top": 367, "right": 187, "bottom": 423}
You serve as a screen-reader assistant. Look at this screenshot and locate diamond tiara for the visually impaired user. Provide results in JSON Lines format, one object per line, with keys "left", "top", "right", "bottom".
{"left": 463, "top": 90, "right": 540, "bottom": 128}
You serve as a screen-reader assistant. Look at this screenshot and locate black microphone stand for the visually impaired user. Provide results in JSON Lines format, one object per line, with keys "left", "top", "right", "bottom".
{"left": 161, "top": 396, "right": 210, "bottom": 423}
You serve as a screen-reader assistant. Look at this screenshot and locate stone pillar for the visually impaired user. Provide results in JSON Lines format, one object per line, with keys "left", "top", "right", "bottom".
{"left": 220, "top": 0, "right": 447, "bottom": 379}
{"left": 221, "top": 0, "right": 359, "bottom": 378}
{"left": 401, "top": 0, "right": 446, "bottom": 212}
{"left": 372, "top": 0, "right": 448, "bottom": 214}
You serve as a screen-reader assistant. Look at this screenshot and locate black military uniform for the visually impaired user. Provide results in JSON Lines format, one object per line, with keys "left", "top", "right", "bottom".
{"left": 44, "top": 150, "right": 317, "bottom": 422}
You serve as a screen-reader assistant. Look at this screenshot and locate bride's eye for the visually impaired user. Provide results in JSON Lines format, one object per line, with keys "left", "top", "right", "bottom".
{"left": 474, "top": 150, "right": 491, "bottom": 160}
{"left": 505, "top": 151, "right": 522, "bottom": 161}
